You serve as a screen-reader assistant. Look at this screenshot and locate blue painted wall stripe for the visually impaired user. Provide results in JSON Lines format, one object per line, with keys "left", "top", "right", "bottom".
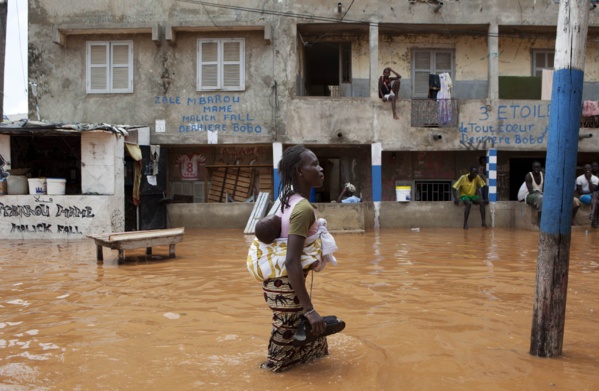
{"left": 273, "top": 168, "right": 280, "bottom": 200}
{"left": 372, "top": 165, "right": 382, "bottom": 202}
{"left": 541, "top": 68, "right": 585, "bottom": 235}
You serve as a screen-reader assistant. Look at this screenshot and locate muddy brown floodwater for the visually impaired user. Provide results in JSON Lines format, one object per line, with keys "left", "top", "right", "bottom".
{"left": 1, "top": 228, "right": 598, "bottom": 390}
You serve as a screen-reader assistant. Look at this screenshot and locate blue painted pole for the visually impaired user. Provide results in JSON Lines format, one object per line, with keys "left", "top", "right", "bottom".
{"left": 530, "top": 0, "right": 588, "bottom": 358}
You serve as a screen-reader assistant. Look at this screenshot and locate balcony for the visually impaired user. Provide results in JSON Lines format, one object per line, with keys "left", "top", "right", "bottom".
{"left": 411, "top": 98, "right": 459, "bottom": 128}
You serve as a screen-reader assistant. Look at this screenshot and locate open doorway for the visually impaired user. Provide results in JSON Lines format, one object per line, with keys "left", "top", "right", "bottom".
{"left": 509, "top": 157, "right": 546, "bottom": 200}
{"left": 303, "top": 42, "right": 351, "bottom": 97}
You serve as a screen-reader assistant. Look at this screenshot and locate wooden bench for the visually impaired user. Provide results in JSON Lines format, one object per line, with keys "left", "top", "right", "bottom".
{"left": 87, "top": 227, "right": 185, "bottom": 262}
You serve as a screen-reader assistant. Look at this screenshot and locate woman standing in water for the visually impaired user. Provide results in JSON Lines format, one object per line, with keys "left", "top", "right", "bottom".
{"left": 259, "top": 145, "right": 328, "bottom": 371}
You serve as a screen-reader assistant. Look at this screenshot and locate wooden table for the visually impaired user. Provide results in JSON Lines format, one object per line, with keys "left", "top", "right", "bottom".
{"left": 87, "top": 227, "right": 185, "bottom": 263}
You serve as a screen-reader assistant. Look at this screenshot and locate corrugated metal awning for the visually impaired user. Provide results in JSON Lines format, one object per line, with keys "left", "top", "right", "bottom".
{"left": 0, "top": 119, "right": 145, "bottom": 136}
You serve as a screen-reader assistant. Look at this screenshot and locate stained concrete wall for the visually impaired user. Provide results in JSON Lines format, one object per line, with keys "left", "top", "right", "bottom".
{"left": 28, "top": 1, "right": 599, "bottom": 150}
{"left": 166, "top": 200, "right": 594, "bottom": 231}
{"left": 0, "top": 132, "right": 125, "bottom": 239}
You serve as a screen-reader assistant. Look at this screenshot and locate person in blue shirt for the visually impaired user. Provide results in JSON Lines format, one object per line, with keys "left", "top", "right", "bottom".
{"left": 337, "top": 183, "right": 361, "bottom": 203}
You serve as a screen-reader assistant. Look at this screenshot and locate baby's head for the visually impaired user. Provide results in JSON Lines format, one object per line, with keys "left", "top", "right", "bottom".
{"left": 255, "top": 214, "right": 281, "bottom": 244}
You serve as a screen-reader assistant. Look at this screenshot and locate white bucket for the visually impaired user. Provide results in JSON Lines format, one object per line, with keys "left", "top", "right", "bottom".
{"left": 396, "top": 186, "right": 411, "bottom": 202}
{"left": 47, "top": 178, "right": 67, "bottom": 195}
{"left": 28, "top": 178, "right": 47, "bottom": 195}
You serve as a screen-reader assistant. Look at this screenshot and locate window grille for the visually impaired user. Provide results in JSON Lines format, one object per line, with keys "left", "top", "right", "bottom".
{"left": 415, "top": 180, "right": 453, "bottom": 201}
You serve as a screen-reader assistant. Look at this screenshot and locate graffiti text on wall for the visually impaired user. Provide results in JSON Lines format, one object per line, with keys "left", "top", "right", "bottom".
{"left": 155, "top": 94, "right": 263, "bottom": 135}
{"left": 460, "top": 103, "right": 551, "bottom": 145}
{"left": 1, "top": 202, "right": 95, "bottom": 235}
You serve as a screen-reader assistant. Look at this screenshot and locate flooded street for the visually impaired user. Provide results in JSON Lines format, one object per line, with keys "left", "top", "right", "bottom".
{"left": 1, "top": 227, "right": 598, "bottom": 390}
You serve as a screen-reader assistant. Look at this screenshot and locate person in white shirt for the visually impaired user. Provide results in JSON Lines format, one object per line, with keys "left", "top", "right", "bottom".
{"left": 575, "top": 163, "right": 599, "bottom": 205}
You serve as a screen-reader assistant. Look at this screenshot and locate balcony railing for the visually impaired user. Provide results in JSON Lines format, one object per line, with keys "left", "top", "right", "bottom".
{"left": 581, "top": 115, "right": 599, "bottom": 129}
{"left": 411, "top": 98, "right": 459, "bottom": 128}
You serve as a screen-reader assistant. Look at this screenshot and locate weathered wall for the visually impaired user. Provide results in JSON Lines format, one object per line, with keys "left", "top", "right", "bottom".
{"left": 0, "top": 131, "right": 125, "bottom": 239}
{"left": 1, "top": 195, "right": 116, "bottom": 239}
{"left": 165, "top": 200, "right": 594, "bottom": 230}
{"left": 28, "top": 0, "right": 599, "bottom": 149}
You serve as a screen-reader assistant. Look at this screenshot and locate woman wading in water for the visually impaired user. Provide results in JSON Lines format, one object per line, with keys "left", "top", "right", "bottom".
{"left": 248, "top": 145, "right": 333, "bottom": 371}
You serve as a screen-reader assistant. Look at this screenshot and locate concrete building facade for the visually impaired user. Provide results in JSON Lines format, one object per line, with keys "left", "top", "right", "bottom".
{"left": 25, "top": 0, "right": 599, "bottom": 228}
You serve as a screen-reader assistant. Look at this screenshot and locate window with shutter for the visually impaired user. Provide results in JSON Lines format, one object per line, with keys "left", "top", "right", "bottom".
{"left": 197, "top": 39, "right": 245, "bottom": 91}
{"left": 532, "top": 50, "right": 554, "bottom": 77}
{"left": 86, "top": 41, "right": 133, "bottom": 94}
{"left": 412, "top": 49, "right": 454, "bottom": 98}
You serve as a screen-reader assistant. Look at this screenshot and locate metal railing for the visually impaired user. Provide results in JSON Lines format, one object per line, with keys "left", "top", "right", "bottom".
{"left": 414, "top": 180, "right": 453, "bottom": 201}
{"left": 411, "top": 98, "right": 459, "bottom": 128}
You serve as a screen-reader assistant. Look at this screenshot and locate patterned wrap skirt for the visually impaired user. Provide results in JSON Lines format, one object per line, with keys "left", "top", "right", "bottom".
{"left": 260, "top": 276, "right": 328, "bottom": 372}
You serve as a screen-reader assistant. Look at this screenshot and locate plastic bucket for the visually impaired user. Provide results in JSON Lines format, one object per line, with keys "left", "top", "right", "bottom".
{"left": 396, "top": 186, "right": 411, "bottom": 202}
{"left": 28, "top": 178, "right": 47, "bottom": 195}
{"left": 8, "top": 175, "right": 29, "bottom": 195}
{"left": 47, "top": 178, "right": 67, "bottom": 195}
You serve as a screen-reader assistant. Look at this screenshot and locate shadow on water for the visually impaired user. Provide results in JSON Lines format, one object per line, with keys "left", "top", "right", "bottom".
{"left": 1, "top": 227, "right": 598, "bottom": 390}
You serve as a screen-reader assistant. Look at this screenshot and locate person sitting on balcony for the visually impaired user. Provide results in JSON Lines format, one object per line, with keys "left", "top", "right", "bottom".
{"left": 452, "top": 166, "right": 488, "bottom": 230}
{"left": 378, "top": 67, "right": 401, "bottom": 120}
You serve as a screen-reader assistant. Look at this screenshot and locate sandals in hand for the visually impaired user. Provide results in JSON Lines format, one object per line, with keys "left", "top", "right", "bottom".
{"left": 292, "top": 315, "right": 346, "bottom": 347}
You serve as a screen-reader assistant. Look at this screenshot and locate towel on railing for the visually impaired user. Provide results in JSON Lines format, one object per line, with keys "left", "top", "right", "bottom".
{"left": 582, "top": 101, "right": 599, "bottom": 117}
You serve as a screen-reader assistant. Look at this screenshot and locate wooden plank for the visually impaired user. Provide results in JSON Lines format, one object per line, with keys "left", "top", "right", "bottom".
{"left": 107, "top": 227, "right": 184, "bottom": 242}
{"left": 207, "top": 166, "right": 256, "bottom": 203}
{"left": 244, "top": 192, "right": 271, "bottom": 234}
{"left": 99, "top": 235, "right": 184, "bottom": 251}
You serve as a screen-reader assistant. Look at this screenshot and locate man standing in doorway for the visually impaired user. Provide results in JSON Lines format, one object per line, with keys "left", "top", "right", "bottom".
{"left": 452, "top": 167, "right": 488, "bottom": 230}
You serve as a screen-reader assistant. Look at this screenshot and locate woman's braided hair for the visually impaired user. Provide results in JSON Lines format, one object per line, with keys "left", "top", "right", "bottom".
{"left": 277, "top": 145, "right": 308, "bottom": 213}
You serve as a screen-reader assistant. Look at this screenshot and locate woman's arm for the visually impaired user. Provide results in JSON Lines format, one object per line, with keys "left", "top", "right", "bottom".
{"left": 285, "top": 234, "right": 326, "bottom": 336}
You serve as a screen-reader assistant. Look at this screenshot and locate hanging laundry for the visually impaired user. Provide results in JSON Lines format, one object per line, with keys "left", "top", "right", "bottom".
{"left": 150, "top": 145, "right": 160, "bottom": 175}
{"left": 438, "top": 72, "right": 453, "bottom": 125}
{"left": 428, "top": 74, "right": 441, "bottom": 100}
{"left": 582, "top": 101, "right": 599, "bottom": 117}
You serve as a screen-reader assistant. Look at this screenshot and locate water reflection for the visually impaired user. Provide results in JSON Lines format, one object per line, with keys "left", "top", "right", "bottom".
{"left": 0, "top": 228, "right": 598, "bottom": 390}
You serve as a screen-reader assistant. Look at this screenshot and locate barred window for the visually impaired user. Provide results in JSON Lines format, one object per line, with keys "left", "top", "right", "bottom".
{"left": 415, "top": 180, "right": 453, "bottom": 201}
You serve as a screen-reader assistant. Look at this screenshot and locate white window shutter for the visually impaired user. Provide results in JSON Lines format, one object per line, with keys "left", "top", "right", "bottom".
{"left": 435, "top": 51, "right": 452, "bottom": 73}
{"left": 87, "top": 41, "right": 132, "bottom": 93}
{"left": 87, "top": 43, "right": 109, "bottom": 93}
{"left": 199, "top": 41, "right": 219, "bottom": 90}
{"left": 222, "top": 40, "right": 243, "bottom": 90}
{"left": 197, "top": 39, "right": 245, "bottom": 91}
{"left": 111, "top": 43, "right": 132, "bottom": 92}
{"left": 413, "top": 51, "right": 432, "bottom": 97}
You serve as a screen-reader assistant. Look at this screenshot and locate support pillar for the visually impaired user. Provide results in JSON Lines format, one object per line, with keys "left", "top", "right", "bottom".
{"left": 272, "top": 142, "right": 282, "bottom": 200}
{"left": 371, "top": 143, "right": 382, "bottom": 202}
{"left": 487, "top": 149, "right": 497, "bottom": 227}
{"left": 488, "top": 22, "right": 499, "bottom": 100}
{"left": 530, "top": 0, "right": 588, "bottom": 358}
{"left": 369, "top": 23, "right": 379, "bottom": 99}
